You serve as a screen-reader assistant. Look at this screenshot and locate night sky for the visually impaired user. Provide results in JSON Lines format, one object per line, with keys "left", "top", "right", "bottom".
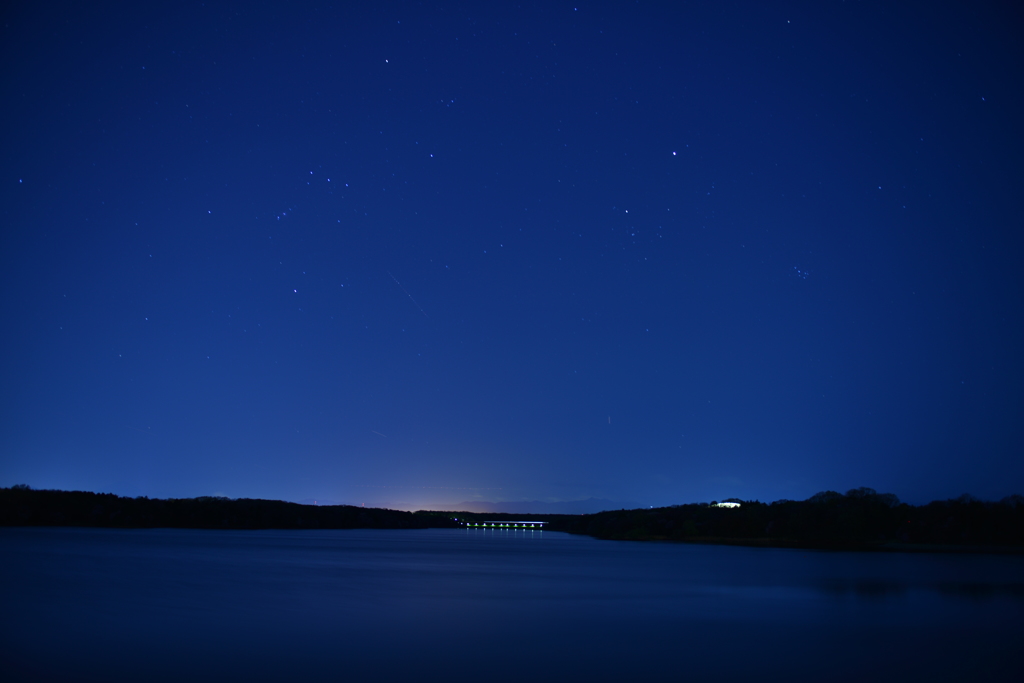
{"left": 2, "top": 1, "right": 1022, "bottom": 510}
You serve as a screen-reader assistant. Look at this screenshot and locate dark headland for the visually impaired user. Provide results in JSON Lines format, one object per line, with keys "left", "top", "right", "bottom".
{"left": 2, "top": 485, "right": 1022, "bottom": 554}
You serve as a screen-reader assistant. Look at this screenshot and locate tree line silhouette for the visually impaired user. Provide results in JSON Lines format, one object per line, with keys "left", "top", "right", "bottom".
{"left": 3, "top": 485, "right": 1022, "bottom": 551}
{"left": 544, "top": 488, "right": 1024, "bottom": 550}
{"left": 0, "top": 485, "right": 449, "bottom": 530}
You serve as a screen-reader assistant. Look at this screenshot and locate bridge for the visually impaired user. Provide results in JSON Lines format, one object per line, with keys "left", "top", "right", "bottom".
{"left": 462, "top": 521, "right": 547, "bottom": 529}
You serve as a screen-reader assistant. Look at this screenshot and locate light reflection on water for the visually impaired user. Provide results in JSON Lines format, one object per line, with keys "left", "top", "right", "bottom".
{"left": 2, "top": 527, "right": 1021, "bottom": 682}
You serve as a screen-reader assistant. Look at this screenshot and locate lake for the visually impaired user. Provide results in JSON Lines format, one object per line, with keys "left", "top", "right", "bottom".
{"left": 2, "top": 527, "right": 1021, "bottom": 681}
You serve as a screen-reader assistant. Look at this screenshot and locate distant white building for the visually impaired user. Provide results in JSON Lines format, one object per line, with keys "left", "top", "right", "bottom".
{"left": 713, "top": 502, "right": 741, "bottom": 508}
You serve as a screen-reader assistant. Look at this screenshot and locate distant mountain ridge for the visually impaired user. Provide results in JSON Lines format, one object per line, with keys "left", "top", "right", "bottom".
{"left": 434, "top": 498, "right": 643, "bottom": 515}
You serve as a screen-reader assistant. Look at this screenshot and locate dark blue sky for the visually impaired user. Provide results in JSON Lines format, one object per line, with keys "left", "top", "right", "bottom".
{"left": 2, "top": 1, "right": 1022, "bottom": 509}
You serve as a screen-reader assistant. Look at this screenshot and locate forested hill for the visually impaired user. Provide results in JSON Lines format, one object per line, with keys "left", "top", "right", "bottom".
{"left": 544, "top": 489, "right": 1024, "bottom": 551}
{"left": 0, "top": 486, "right": 454, "bottom": 530}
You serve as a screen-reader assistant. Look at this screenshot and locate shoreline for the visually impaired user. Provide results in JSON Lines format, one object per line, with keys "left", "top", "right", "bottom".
{"left": 4, "top": 487, "right": 1023, "bottom": 555}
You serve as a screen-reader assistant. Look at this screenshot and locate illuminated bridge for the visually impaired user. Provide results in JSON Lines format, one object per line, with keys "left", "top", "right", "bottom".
{"left": 462, "top": 521, "right": 547, "bottom": 530}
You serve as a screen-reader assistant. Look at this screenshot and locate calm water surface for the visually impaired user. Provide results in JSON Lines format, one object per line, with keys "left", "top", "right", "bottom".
{"left": 2, "top": 527, "right": 1021, "bottom": 681}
